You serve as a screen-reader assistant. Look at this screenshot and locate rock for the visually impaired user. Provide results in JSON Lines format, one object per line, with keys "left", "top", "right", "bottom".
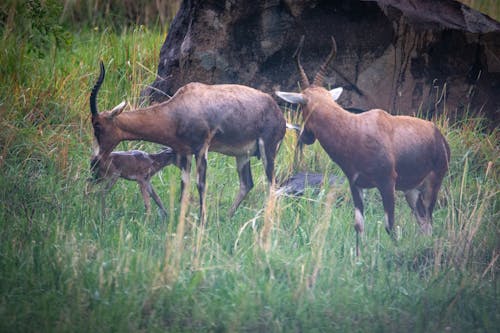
{"left": 277, "top": 172, "right": 343, "bottom": 196}
{"left": 144, "top": 0, "right": 500, "bottom": 125}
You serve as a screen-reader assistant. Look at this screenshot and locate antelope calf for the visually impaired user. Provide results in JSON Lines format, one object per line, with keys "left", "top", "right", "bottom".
{"left": 89, "top": 62, "right": 286, "bottom": 225}
{"left": 276, "top": 37, "right": 450, "bottom": 255}
{"left": 90, "top": 147, "right": 178, "bottom": 216}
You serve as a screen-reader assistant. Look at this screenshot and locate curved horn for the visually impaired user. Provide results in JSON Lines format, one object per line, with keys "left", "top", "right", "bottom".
{"left": 293, "top": 35, "right": 310, "bottom": 89}
{"left": 90, "top": 61, "right": 105, "bottom": 116}
{"left": 313, "top": 36, "right": 337, "bottom": 87}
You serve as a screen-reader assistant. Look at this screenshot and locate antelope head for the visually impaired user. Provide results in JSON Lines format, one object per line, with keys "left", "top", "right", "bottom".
{"left": 276, "top": 36, "right": 343, "bottom": 147}
{"left": 89, "top": 61, "right": 127, "bottom": 159}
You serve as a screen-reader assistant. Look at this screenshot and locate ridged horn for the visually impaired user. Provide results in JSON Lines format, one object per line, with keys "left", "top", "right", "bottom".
{"left": 293, "top": 35, "right": 310, "bottom": 89}
{"left": 313, "top": 36, "right": 337, "bottom": 87}
{"left": 90, "top": 61, "right": 105, "bottom": 116}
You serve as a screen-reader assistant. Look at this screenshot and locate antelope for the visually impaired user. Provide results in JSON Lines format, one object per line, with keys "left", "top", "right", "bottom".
{"left": 90, "top": 62, "right": 286, "bottom": 225}
{"left": 276, "top": 37, "right": 450, "bottom": 255}
{"left": 89, "top": 147, "right": 178, "bottom": 217}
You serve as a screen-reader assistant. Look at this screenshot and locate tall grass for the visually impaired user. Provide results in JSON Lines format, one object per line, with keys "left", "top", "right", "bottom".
{"left": 1, "top": 21, "right": 499, "bottom": 333}
{"left": 459, "top": 0, "right": 500, "bottom": 21}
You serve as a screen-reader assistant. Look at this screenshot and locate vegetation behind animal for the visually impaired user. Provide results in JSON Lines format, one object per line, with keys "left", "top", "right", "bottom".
{"left": 0, "top": 9, "right": 498, "bottom": 333}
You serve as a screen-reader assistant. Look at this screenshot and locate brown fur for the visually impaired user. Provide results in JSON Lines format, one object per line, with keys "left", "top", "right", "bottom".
{"left": 90, "top": 147, "right": 178, "bottom": 217}
{"left": 90, "top": 63, "right": 286, "bottom": 224}
{"left": 276, "top": 39, "right": 450, "bottom": 255}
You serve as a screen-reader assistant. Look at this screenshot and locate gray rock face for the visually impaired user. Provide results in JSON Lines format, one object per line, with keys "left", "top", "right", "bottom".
{"left": 277, "top": 172, "right": 343, "bottom": 197}
{"left": 144, "top": 0, "right": 500, "bottom": 125}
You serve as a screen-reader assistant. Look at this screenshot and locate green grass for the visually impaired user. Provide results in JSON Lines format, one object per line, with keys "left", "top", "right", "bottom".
{"left": 1, "top": 25, "right": 499, "bottom": 332}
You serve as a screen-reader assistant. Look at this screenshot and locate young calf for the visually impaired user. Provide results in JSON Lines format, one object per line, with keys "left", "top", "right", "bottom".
{"left": 90, "top": 147, "right": 178, "bottom": 217}
{"left": 276, "top": 37, "right": 450, "bottom": 255}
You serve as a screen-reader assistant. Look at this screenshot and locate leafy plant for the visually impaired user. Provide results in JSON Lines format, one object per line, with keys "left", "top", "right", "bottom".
{"left": 0, "top": 0, "right": 71, "bottom": 57}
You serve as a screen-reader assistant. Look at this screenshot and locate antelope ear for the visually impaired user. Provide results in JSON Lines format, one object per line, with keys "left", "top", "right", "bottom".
{"left": 275, "top": 91, "right": 306, "bottom": 104}
{"left": 329, "top": 87, "right": 343, "bottom": 101}
{"left": 110, "top": 101, "right": 126, "bottom": 117}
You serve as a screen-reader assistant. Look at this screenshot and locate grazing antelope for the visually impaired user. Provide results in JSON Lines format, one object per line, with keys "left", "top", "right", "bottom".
{"left": 276, "top": 37, "right": 450, "bottom": 255}
{"left": 89, "top": 147, "right": 178, "bottom": 217}
{"left": 90, "top": 62, "right": 286, "bottom": 225}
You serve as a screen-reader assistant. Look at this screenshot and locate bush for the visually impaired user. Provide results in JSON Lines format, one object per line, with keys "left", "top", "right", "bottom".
{"left": 0, "top": 0, "right": 71, "bottom": 57}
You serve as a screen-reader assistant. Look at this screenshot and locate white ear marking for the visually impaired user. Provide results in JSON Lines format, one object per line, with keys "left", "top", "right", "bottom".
{"left": 329, "top": 87, "right": 343, "bottom": 101}
{"left": 110, "top": 101, "right": 126, "bottom": 117}
{"left": 275, "top": 91, "right": 306, "bottom": 104}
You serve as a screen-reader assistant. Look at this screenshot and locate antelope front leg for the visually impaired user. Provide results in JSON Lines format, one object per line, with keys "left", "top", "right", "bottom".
{"left": 138, "top": 181, "right": 152, "bottom": 215}
{"left": 229, "top": 155, "right": 253, "bottom": 217}
{"left": 349, "top": 182, "right": 365, "bottom": 257}
{"left": 100, "top": 190, "right": 106, "bottom": 221}
{"left": 195, "top": 151, "right": 208, "bottom": 226}
{"left": 148, "top": 185, "right": 168, "bottom": 217}
{"left": 100, "top": 176, "right": 118, "bottom": 221}
{"left": 378, "top": 179, "right": 396, "bottom": 238}
{"left": 178, "top": 155, "right": 191, "bottom": 203}
{"left": 415, "top": 173, "right": 441, "bottom": 235}
{"left": 139, "top": 179, "right": 168, "bottom": 217}
{"left": 404, "top": 189, "right": 430, "bottom": 233}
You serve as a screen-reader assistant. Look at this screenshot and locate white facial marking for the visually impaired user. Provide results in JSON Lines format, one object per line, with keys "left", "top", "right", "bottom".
{"left": 275, "top": 91, "right": 306, "bottom": 104}
{"left": 329, "top": 87, "right": 343, "bottom": 101}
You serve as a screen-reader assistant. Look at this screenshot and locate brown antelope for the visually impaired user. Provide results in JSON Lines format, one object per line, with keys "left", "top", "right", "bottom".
{"left": 89, "top": 147, "right": 178, "bottom": 217}
{"left": 90, "top": 62, "right": 286, "bottom": 225}
{"left": 276, "top": 37, "right": 450, "bottom": 255}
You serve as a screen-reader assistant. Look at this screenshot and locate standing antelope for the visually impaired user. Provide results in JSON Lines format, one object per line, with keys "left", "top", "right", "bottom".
{"left": 276, "top": 37, "right": 450, "bottom": 255}
{"left": 89, "top": 147, "right": 178, "bottom": 217}
{"left": 90, "top": 62, "right": 286, "bottom": 225}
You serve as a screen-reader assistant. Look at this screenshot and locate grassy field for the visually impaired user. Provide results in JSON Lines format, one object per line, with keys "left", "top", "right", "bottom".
{"left": 1, "top": 20, "right": 499, "bottom": 333}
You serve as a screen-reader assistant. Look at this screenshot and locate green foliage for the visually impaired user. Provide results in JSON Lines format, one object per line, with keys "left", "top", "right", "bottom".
{"left": 58, "top": 0, "right": 180, "bottom": 28}
{"left": 0, "top": 24, "right": 499, "bottom": 333}
{"left": 0, "top": 0, "right": 71, "bottom": 57}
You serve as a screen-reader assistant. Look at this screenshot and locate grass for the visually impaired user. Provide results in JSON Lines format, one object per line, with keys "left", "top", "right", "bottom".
{"left": 459, "top": 0, "right": 500, "bottom": 21}
{"left": 1, "top": 24, "right": 499, "bottom": 332}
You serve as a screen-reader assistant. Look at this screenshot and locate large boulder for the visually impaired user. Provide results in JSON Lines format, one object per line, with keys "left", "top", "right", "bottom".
{"left": 144, "top": 0, "right": 500, "bottom": 125}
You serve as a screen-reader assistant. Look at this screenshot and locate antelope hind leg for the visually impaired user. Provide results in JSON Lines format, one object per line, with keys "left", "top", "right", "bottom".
{"left": 195, "top": 151, "right": 208, "bottom": 226}
{"left": 229, "top": 155, "right": 253, "bottom": 217}
{"left": 350, "top": 183, "right": 365, "bottom": 257}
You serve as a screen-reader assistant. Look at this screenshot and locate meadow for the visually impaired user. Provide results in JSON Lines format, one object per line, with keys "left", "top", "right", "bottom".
{"left": 1, "top": 11, "right": 499, "bottom": 333}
